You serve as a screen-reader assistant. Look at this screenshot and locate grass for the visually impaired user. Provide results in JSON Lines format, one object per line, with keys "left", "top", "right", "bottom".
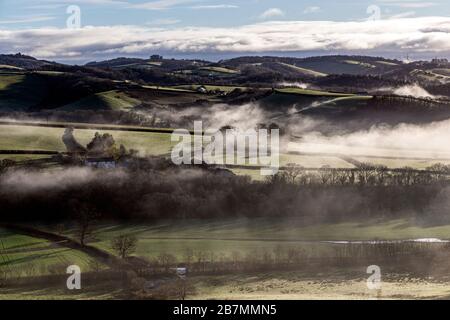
{"left": 275, "top": 88, "right": 354, "bottom": 97}
{"left": 47, "top": 218, "right": 450, "bottom": 262}
{"left": 0, "top": 65, "right": 24, "bottom": 71}
{"left": 376, "top": 60, "right": 398, "bottom": 66}
{"left": 192, "top": 270, "right": 450, "bottom": 300}
{"left": 2, "top": 269, "right": 450, "bottom": 300}
{"left": 0, "top": 154, "right": 53, "bottom": 161}
{"left": 0, "top": 73, "right": 48, "bottom": 111}
{"left": 0, "top": 74, "right": 25, "bottom": 90}
{"left": 177, "top": 84, "right": 250, "bottom": 93}
{"left": 278, "top": 62, "right": 328, "bottom": 77}
{"left": 141, "top": 85, "right": 196, "bottom": 93}
{"left": 0, "top": 280, "right": 125, "bottom": 300}
{"left": 280, "top": 154, "right": 354, "bottom": 168}
{"left": 0, "top": 228, "right": 100, "bottom": 277}
{"left": 61, "top": 90, "right": 141, "bottom": 111}
{"left": 344, "top": 60, "right": 375, "bottom": 69}
{"left": 199, "top": 66, "right": 239, "bottom": 74}
{"left": 353, "top": 157, "right": 450, "bottom": 169}
{"left": 0, "top": 124, "right": 177, "bottom": 155}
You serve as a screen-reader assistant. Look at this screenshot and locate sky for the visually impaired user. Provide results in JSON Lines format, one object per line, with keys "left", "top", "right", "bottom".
{"left": 2, "top": 0, "right": 450, "bottom": 63}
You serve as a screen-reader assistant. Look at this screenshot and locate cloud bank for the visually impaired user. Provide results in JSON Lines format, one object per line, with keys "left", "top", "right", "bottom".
{"left": 3, "top": 16, "right": 450, "bottom": 61}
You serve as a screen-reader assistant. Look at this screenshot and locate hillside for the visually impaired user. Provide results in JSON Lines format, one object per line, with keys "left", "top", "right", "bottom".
{"left": 0, "top": 53, "right": 59, "bottom": 70}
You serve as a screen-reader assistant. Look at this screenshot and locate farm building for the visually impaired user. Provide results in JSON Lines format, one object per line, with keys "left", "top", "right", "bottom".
{"left": 85, "top": 157, "right": 116, "bottom": 169}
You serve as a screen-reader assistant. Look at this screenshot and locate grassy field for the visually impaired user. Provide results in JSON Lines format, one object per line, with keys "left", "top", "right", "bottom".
{"left": 4, "top": 122, "right": 450, "bottom": 173}
{"left": 177, "top": 84, "right": 251, "bottom": 93}
{"left": 141, "top": 85, "right": 196, "bottom": 93}
{"left": 46, "top": 218, "right": 450, "bottom": 261}
{"left": 0, "top": 280, "right": 125, "bottom": 300}
{"left": 275, "top": 88, "right": 355, "bottom": 97}
{"left": 0, "top": 73, "right": 48, "bottom": 111}
{"left": 60, "top": 90, "right": 141, "bottom": 111}
{"left": 0, "top": 154, "right": 53, "bottom": 161}
{"left": 0, "top": 73, "right": 25, "bottom": 90}
{"left": 2, "top": 269, "right": 450, "bottom": 300}
{"left": 278, "top": 62, "right": 328, "bottom": 77}
{"left": 199, "top": 66, "right": 239, "bottom": 74}
{"left": 192, "top": 270, "right": 450, "bottom": 300}
{"left": 0, "top": 228, "right": 101, "bottom": 277}
{"left": 354, "top": 156, "right": 450, "bottom": 169}
{"left": 0, "top": 124, "right": 177, "bottom": 155}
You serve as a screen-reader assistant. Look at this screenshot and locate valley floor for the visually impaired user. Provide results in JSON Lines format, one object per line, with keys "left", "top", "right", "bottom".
{"left": 2, "top": 270, "right": 450, "bottom": 300}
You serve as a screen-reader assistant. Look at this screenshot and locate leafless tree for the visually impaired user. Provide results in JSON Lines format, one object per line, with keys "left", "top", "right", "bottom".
{"left": 71, "top": 201, "right": 99, "bottom": 246}
{"left": 283, "top": 163, "right": 304, "bottom": 184}
{"left": 111, "top": 235, "right": 138, "bottom": 259}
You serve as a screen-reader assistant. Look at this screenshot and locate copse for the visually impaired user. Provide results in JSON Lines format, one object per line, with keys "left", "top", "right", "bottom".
{"left": 0, "top": 164, "right": 449, "bottom": 224}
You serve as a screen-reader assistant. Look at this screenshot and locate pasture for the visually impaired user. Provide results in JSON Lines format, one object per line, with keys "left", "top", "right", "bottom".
{"left": 0, "top": 123, "right": 177, "bottom": 156}
{"left": 48, "top": 218, "right": 450, "bottom": 261}
{"left": 0, "top": 228, "right": 101, "bottom": 277}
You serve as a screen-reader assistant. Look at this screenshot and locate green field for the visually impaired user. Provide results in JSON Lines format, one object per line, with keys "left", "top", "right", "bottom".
{"left": 278, "top": 62, "right": 328, "bottom": 77}
{"left": 60, "top": 90, "right": 141, "bottom": 111}
{"left": 4, "top": 122, "right": 448, "bottom": 173}
{"left": 275, "top": 88, "right": 355, "bottom": 97}
{"left": 44, "top": 218, "right": 450, "bottom": 262}
{"left": 177, "top": 84, "right": 251, "bottom": 93}
{"left": 0, "top": 73, "right": 48, "bottom": 111}
{"left": 0, "top": 228, "right": 101, "bottom": 277}
{"left": 0, "top": 124, "right": 177, "bottom": 155}
{"left": 141, "top": 85, "right": 196, "bottom": 93}
{"left": 199, "top": 66, "right": 239, "bottom": 74}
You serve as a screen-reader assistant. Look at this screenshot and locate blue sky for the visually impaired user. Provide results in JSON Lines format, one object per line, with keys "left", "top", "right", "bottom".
{"left": 1, "top": 0, "right": 450, "bottom": 63}
{"left": 2, "top": 0, "right": 449, "bottom": 29}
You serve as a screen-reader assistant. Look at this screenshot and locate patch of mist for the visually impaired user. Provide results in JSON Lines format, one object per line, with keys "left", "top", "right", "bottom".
{"left": 0, "top": 167, "right": 128, "bottom": 193}
{"left": 277, "top": 82, "right": 310, "bottom": 89}
{"left": 394, "top": 84, "right": 435, "bottom": 99}
{"left": 140, "top": 103, "right": 270, "bottom": 131}
{"left": 375, "top": 84, "right": 436, "bottom": 99}
{"left": 288, "top": 119, "right": 450, "bottom": 159}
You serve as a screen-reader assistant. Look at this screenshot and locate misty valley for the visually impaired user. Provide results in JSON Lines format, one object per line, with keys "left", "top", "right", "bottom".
{"left": 3, "top": 52, "right": 450, "bottom": 300}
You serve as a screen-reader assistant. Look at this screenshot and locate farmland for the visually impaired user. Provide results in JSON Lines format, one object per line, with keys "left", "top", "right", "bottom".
{"left": 3, "top": 268, "right": 450, "bottom": 300}
{"left": 43, "top": 218, "right": 450, "bottom": 261}
{"left": 60, "top": 90, "right": 141, "bottom": 111}
{"left": 2, "top": 52, "right": 450, "bottom": 301}
{"left": 0, "top": 123, "right": 177, "bottom": 156}
{"left": 2, "top": 122, "right": 450, "bottom": 174}
{"left": 192, "top": 270, "right": 450, "bottom": 300}
{"left": 0, "top": 228, "right": 101, "bottom": 277}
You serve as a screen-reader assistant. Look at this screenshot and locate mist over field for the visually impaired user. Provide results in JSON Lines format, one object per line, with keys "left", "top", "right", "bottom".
{"left": 288, "top": 118, "right": 450, "bottom": 158}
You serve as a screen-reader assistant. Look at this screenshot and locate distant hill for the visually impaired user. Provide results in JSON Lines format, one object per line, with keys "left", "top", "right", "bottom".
{"left": 0, "top": 53, "right": 59, "bottom": 70}
{"left": 221, "top": 55, "right": 402, "bottom": 76}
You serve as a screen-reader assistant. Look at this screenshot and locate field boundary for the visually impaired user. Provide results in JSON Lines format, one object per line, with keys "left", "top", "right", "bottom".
{"left": 0, "top": 121, "right": 191, "bottom": 134}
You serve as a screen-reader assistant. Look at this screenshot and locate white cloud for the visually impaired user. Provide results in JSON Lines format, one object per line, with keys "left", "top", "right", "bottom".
{"left": 388, "top": 11, "right": 416, "bottom": 19}
{"left": 259, "top": 8, "right": 284, "bottom": 19}
{"left": 191, "top": 4, "right": 239, "bottom": 9}
{"left": 3, "top": 17, "right": 450, "bottom": 61}
{"left": 145, "top": 18, "right": 181, "bottom": 26}
{"left": 130, "top": 0, "right": 202, "bottom": 10}
{"left": 303, "top": 6, "right": 321, "bottom": 14}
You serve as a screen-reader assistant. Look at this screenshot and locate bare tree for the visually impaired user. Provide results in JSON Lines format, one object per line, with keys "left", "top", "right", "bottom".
{"left": 283, "top": 163, "right": 304, "bottom": 184}
{"left": 71, "top": 201, "right": 99, "bottom": 246}
{"left": 111, "top": 235, "right": 138, "bottom": 259}
{"left": 157, "top": 253, "right": 177, "bottom": 272}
